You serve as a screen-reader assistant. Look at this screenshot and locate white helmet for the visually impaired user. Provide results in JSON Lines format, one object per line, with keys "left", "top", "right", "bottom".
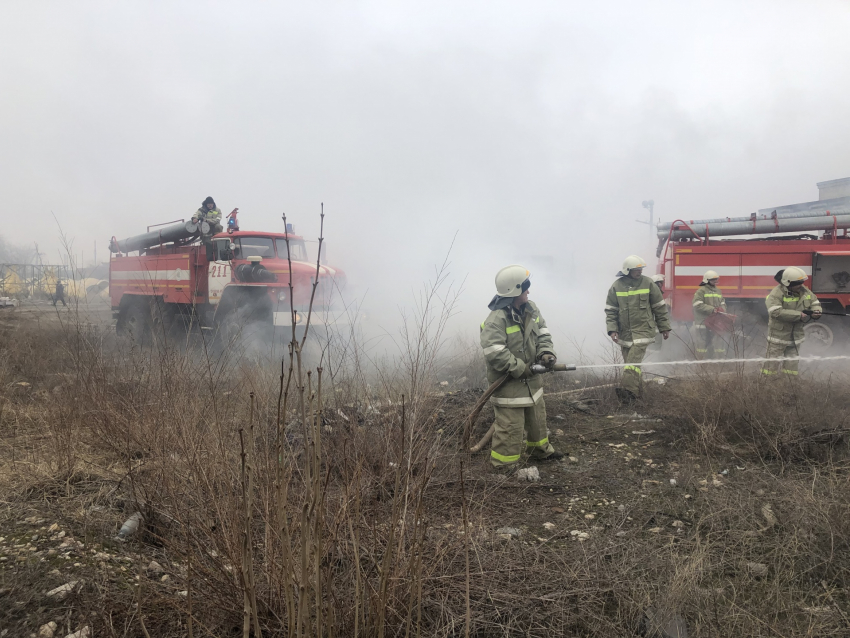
{"left": 780, "top": 266, "right": 808, "bottom": 287}
{"left": 495, "top": 264, "right": 531, "bottom": 297}
{"left": 651, "top": 274, "right": 664, "bottom": 283}
{"left": 621, "top": 255, "right": 647, "bottom": 273}
{"left": 703, "top": 270, "right": 720, "bottom": 283}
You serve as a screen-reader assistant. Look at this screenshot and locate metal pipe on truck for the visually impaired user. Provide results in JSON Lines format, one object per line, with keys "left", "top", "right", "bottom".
{"left": 656, "top": 196, "right": 850, "bottom": 237}
{"left": 659, "top": 213, "right": 850, "bottom": 242}
{"left": 109, "top": 221, "right": 200, "bottom": 254}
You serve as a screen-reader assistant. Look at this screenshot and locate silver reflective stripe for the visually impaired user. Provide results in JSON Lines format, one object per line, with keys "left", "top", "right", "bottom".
{"left": 767, "top": 305, "right": 782, "bottom": 313}
{"left": 605, "top": 305, "right": 619, "bottom": 311}
{"left": 493, "top": 387, "right": 544, "bottom": 407}
{"left": 692, "top": 301, "right": 702, "bottom": 307}
{"left": 632, "top": 337, "right": 657, "bottom": 344}
{"left": 482, "top": 344, "right": 506, "bottom": 355}
{"left": 538, "top": 328, "right": 551, "bottom": 335}
{"left": 652, "top": 301, "right": 666, "bottom": 308}
{"left": 619, "top": 340, "right": 634, "bottom": 347}
{"left": 767, "top": 335, "right": 802, "bottom": 345}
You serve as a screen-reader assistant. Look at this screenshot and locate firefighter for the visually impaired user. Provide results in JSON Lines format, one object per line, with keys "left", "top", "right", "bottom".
{"left": 692, "top": 270, "right": 727, "bottom": 359}
{"left": 192, "top": 196, "right": 223, "bottom": 242}
{"left": 480, "top": 265, "right": 564, "bottom": 470}
{"left": 53, "top": 280, "right": 67, "bottom": 307}
{"left": 762, "top": 266, "right": 822, "bottom": 377}
{"left": 605, "top": 255, "right": 672, "bottom": 403}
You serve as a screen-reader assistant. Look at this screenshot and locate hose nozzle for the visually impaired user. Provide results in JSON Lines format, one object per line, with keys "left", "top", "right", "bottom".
{"left": 531, "top": 363, "right": 577, "bottom": 374}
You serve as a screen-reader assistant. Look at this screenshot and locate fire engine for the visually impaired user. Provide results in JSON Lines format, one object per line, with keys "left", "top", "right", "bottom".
{"left": 657, "top": 178, "right": 850, "bottom": 353}
{"left": 108, "top": 212, "right": 345, "bottom": 344}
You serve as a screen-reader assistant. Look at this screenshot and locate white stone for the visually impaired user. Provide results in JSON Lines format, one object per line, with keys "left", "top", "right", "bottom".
{"left": 542, "top": 522, "right": 556, "bottom": 531}
{"left": 515, "top": 467, "right": 540, "bottom": 482}
{"left": 64, "top": 627, "right": 90, "bottom": 638}
{"left": 746, "top": 562, "right": 768, "bottom": 576}
{"left": 46, "top": 581, "right": 78, "bottom": 600}
{"left": 37, "top": 622, "right": 57, "bottom": 638}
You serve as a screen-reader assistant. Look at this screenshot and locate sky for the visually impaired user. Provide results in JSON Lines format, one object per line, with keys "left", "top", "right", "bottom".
{"left": 2, "top": 0, "right": 850, "bottom": 359}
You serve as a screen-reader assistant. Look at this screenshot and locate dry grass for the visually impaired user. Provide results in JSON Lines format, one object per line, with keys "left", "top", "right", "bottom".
{"left": 1, "top": 305, "right": 849, "bottom": 636}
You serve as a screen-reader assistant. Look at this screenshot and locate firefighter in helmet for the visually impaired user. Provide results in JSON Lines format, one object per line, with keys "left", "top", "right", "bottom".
{"left": 692, "top": 270, "right": 727, "bottom": 359}
{"left": 605, "top": 255, "right": 672, "bottom": 402}
{"left": 762, "top": 267, "right": 822, "bottom": 377}
{"left": 192, "top": 196, "right": 223, "bottom": 243}
{"left": 480, "top": 265, "right": 564, "bottom": 470}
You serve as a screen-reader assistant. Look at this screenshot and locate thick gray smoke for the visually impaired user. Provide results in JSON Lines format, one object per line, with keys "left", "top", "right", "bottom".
{"left": 2, "top": 1, "right": 850, "bottom": 361}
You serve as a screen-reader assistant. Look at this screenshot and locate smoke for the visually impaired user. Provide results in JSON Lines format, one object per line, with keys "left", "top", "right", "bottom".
{"left": 2, "top": 1, "right": 850, "bottom": 360}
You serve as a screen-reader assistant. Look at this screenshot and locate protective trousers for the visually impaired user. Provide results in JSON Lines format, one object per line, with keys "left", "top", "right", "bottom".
{"left": 694, "top": 326, "right": 726, "bottom": 359}
{"left": 761, "top": 341, "right": 800, "bottom": 377}
{"left": 490, "top": 400, "right": 554, "bottom": 468}
{"left": 620, "top": 343, "right": 648, "bottom": 396}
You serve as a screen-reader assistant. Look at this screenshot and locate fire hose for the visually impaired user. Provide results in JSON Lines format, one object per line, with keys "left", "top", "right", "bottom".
{"left": 803, "top": 309, "right": 847, "bottom": 317}
{"left": 464, "top": 363, "right": 576, "bottom": 452}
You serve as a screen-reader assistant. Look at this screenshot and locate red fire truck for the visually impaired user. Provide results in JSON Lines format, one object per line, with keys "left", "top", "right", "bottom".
{"left": 656, "top": 178, "right": 850, "bottom": 353}
{"left": 108, "top": 215, "right": 344, "bottom": 345}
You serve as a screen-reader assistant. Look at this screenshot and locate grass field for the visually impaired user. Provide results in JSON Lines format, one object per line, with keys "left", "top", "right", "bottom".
{"left": 1, "top": 302, "right": 849, "bottom": 637}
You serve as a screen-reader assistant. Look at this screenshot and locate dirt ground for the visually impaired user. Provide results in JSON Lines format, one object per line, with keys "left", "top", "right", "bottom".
{"left": 1, "top": 303, "right": 849, "bottom": 637}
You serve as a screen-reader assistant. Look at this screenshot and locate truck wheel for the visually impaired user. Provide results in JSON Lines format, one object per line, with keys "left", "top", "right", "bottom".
{"left": 803, "top": 322, "right": 833, "bottom": 355}
{"left": 123, "top": 302, "right": 152, "bottom": 346}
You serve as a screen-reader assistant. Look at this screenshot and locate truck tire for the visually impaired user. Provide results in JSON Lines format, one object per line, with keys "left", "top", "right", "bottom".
{"left": 121, "top": 301, "right": 152, "bottom": 346}
{"left": 803, "top": 320, "right": 834, "bottom": 355}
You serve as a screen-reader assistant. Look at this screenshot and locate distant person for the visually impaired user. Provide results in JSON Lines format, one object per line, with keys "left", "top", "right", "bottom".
{"left": 761, "top": 267, "right": 821, "bottom": 377}
{"left": 53, "top": 281, "right": 66, "bottom": 307}
{"left": 692, "top": 270, "right": 727, "bottom": 359}
{"left": 605, "top": 255, "right": 671, "bottom": 404}
{"left": 192, "top": 196, "right": 223, "bottom": 243}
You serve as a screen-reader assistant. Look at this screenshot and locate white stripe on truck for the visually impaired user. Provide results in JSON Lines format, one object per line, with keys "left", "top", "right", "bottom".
{"left": 674, "top": 265, "right": 811, "bottom": 277}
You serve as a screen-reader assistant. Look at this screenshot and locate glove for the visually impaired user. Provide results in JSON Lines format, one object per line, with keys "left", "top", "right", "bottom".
{"left": 518, "top": 365, "right": 535, "bottom": 379}
{"left": 539, "top": 353, "right": 556, "bottom": 368}
{"left": 713, "top": 307, "right": 721, "bottom": 314}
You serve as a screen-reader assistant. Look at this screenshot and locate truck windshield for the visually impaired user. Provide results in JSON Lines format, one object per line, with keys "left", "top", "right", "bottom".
{"left": 234, "top": 237, "right": 275, "bottom": 259}
{"left": 276, "top": 239, "right": 308, "bottom": 262}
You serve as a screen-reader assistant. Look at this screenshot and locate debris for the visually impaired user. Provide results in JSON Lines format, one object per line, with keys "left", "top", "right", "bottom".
{"left": 615, "top": 531, "right": 627, "bottom": 537}
{"left": 643, "top": 606, "right": 688, "bottom": 638}
{"left": 555, "top": 415, "right": 565, "bottom": 420}
{"left": 712, "top": 479, "right": 722, "bottom": 487}
{"left": 669, "top": 479, "right": 677, "bottom": 486}
{"left": 336, "top": 409, "right": 349, "bottom": 422}
{"left": 671, "top": 520, "right": 685, "bottom": 528}
{"left": 584, "top": 513, "right": 595, "bottom": 520}
{"left": 568, "top": 456, "right": 579, "bottom": 463}
{"left": 746, "top": 562, "right": 768, "bottom": 576}
{"left": 46, "top": 581, "right": 79, "bottom": 600}
{"left": 632, "top": 430, "right": 656, "bottom": 435}
{"left": 63, "top": 628, "right": 90, "bottom": 638}
{"left": 515, "top": 467, "right": 540, "bottom": 482}
{"left": 551, "top": 507, "right": 565, "bottom": 514}
{"left": 648, "top": 527, "right": 662, "bottom": 533}
{"left": 684, "top": 494, "right": 692, "bottom": 500}
{"left": 48, "top": 524, "right": 59, "bottom": 533}
{"left": 495, "top": 527, "right": 521, "bottom": 538}
{"left": 177, "top": 590, "right": 188, "bottom": 598}
{"left": 116, "top": 512, "right": 143, "bottom": 541}
{"left": 38, "top": 622, "right": 57, "bottom": 638}
{"left": 439, "top": 381, "right": 449, "bottom": 387}
{"left": 146, "top": 560, "right": 164, "bottom": 576}
{"left": 719, "top": 469, "right": 729, "bottom": 476}
{"left": 542, "top": 522, "right": 556, "bottom": 531}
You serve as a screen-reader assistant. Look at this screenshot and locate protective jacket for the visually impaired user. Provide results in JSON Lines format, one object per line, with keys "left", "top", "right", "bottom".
{"left": 692, "top": 283, "right": 726, "bottom": 323}
{"left": 196, "top": 206, "right": 222, "bottom": 225}
{"left": 480, "top": 301, "right": 555, "bottom": 407}
{"left": 605, "top": 275, "right": 672, "bottom": 346}
{"left": 765, "top": 284, "right": 822, "bottom": 345}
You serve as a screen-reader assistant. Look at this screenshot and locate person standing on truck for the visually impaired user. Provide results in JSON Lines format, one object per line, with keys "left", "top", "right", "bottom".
{"left": 692, "top": 270, "right": 727, "bottom": 359}
{"left": 605, "top": 255, "right": 672, "bottom": 403}
{"left": 480, "top": 265, "right": 564, "bottom": 471}
{"left": 762, "top": 267, "right": 822, "bottom": 377}
{"left": 53, "top": 280, "right": 66, "bottom": 307}
{"left": 192, "top": 196, "right": 223, "bottom": 244}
